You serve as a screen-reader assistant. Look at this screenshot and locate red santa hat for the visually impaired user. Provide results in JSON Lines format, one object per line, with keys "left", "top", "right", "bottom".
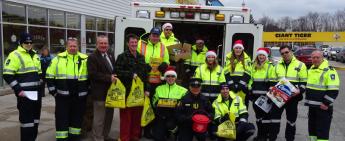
{"left": 233, "top": 40, "right": 244, "bottom": 50}
{"left": 206, "top": 50, "right": 217, "bottom": 58}
{"left": 256, "top": 47, "right": 270, "bottom": 58}
{"left": 164, "top": 66, "right": 177, "bottom": 79}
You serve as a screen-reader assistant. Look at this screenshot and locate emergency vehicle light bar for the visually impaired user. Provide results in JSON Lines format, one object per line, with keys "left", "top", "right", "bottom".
{"left": 136, "top": 10, "right": 150, "bottom": 19}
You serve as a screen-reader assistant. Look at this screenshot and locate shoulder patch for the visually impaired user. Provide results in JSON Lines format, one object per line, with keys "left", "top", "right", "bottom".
{"left": 330, "top": 74, "right": 335, "bottom": 80}
{"left": 5, "top": 59, "right": 11, "bottom": 66}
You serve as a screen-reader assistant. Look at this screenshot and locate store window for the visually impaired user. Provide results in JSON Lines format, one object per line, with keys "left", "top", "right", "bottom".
{"left": 49, "top": 9, "right": 65, "bottom": 27}
{"left": 108, "top": 33, "right": 115, "bottom": 53}
{"left": 50, "top": 28, "right": 66, "bottom": 54}
{"left": 86, "top": 31, "right": 96, "bottom": 54}
{"left": 67, "top": 12, "right": 80, "bottom": 29}
{"left": 108, "top": 19, "right": 115, "bottom": 32}
{"left": 2, "top": 2, "right": 26, "bottom": 23}
{"left": 29, "top": 26, "right": 48, "bottom": 52}
{"left": 28, "top": 6, "right": 47, "bottom": 25}
{"left": 67, "top": 30, "right": 81, "bottom": 46}
{"left": 86, "top": 16, "right": 96, "bottom": 30}
{"left": 97, "top": 18, "right": 106, "bottom": 31}
{"left": 3, "top": 24, "right": 26, "bottom": 57}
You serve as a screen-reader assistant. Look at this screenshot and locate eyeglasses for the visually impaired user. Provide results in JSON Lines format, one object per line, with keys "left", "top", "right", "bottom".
{"left": 166, "top": 75, "right": 176, "bottom": 78}
{"left": 164, "top": 29, "right": 172, "bottom": 31}
{"left": 190, "top": 84, "right": 201, "bottom": 88}
{"left": 68, "top": 37, "right": 78, "bottom": 41}
{"left": 23, "top": 42, "right": 33, "bottom": 45}
{"left": 280, "top": 51, "right": 290, "bottom": 55}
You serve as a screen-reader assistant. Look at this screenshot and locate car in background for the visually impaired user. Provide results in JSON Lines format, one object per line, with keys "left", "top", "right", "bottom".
{"left": 335, "top": 47, "right": 345, "bottom": 63}
{"left": 320, "top": 45, "right": 330, "bottom": 57}
{"left": 269, "top": 47, "right": 281, "bottom": 65}
{"left": 327, "top": 47, "right": 342, "bottom": 60}
{"left": 294, "top": 47, "right": 317, "bottom": 68}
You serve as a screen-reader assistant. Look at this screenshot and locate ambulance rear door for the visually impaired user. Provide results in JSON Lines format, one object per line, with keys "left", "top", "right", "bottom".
{"left": 114, "top": 17, "right": 153, "bottom": 59}
{"left": 224, "top": 24, "right": 263, "bottom": 63}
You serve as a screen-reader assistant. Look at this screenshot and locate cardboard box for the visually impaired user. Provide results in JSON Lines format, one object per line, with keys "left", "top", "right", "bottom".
{"left": 167, "top": 43, "right": 192, "bottom": 62}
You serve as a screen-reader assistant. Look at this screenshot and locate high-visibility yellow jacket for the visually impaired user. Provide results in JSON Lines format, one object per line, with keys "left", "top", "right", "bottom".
{"left": 223, "top": 52, "right": 252, "bottom": 99}
{"left": 3, "top": 46, "right": 42, "bottom": 96}
{"left": 45, "top": 51, "right": 88, "bottom": 97}
{"left": 160, "top": 32, "right": 179, "bottom": 47}
{"left": 250, "top": 60, "right": 274, "bottom": 95}
{"left": 137, "top": 39, "right": 170, "bottom": 64}
{"left": 212, "top": 92, "right": 248, "bottom": 123}
{"left": 194, "top": 64, "right": 226, "bottom": 98}
{"left": 185, "top": 45, "right": 208, "bottom": 67}
{"left": 153, "top": 83, "right": 187, "bottom": 118}
{"left": 305, "top": 60, "right": 339, "bottom": 107}
{"left": 271, "top": 56, "right": 308, "bottom": 100}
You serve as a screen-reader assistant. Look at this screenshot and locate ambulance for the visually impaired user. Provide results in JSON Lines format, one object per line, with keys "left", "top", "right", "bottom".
{"left": 114, "top": 2, "right": 263, "bottom": 65}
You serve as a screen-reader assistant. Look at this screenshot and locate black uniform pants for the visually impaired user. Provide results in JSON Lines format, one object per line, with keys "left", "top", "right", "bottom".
{"left": 17, "top": 96, "right": 42, "bottom": 141}
{"left": 252, "top": 96, "right": 270, "bottom": 139}
{"left": 308, "top": 106, "right": 333, "bottom": 140}
{"left": 177, "top": 124, "right": 206, "bottom": 141}
{"left": 268, "top": 98, "right": 299, "bottom": 141}
{"left": 55, "top": 94, "right": 86, "bottom": 141}
{"left": 152, "top": 117, "right": 177, "bottom": 141}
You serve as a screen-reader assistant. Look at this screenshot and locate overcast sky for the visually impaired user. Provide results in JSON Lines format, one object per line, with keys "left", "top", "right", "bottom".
{"left": 221, "top": 0, "right": 345, "bottom": 20}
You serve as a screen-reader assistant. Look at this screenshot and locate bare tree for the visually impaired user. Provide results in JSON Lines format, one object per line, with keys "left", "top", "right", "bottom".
{"left": 306, "top": 12, "right": 320, "bottom": 31}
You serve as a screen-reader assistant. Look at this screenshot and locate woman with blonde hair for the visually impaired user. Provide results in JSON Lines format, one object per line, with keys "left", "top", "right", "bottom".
{"left": 224, "top": 40, "right": 252, "bottom": 106}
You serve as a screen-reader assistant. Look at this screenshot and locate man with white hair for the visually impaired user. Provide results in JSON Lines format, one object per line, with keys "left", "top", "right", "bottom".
{"left": 160, "top": 23, "right": 179, "bottom": 47}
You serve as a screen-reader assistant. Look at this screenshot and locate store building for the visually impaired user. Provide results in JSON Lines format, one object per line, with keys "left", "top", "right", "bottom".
{"left": 0, "top": 0, "right": 177, "bottom": 86}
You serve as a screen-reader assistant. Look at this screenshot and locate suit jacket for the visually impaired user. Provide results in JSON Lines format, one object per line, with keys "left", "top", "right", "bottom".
{"left": 88, "top": 49, "right": 116, "bottom": 101}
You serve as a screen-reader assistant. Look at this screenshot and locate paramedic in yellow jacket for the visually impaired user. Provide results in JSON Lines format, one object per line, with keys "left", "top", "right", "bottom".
{"left": 160, "top": 23, "right": 179, "bottom": 47}
{"left": 3, "top": 33, "right": 42, "bottom": 141}
{"left": 212, "top": 83, "right": 255, "bottom": 141}
{"left": 152, "top": 67, "right": 187, "bottom": 141}
{"left": 46, "top": 38, "right": 88, "bottom": 141}
{"left": 194, "top": 50, "right": 226, "bottom": 102}
{"left": 224, "top": 40, "right": 252, "bottom": 106}
{"left": 185, "top": 38, "right": 208, "bottom": 74}
{"left": 249, "top": 47, "right": 275, "bottom": 141}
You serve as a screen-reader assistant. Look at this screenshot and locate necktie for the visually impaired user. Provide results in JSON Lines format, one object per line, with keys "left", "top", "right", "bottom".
{"left": 103, "top": 54, "right": 113, "bottom": 72}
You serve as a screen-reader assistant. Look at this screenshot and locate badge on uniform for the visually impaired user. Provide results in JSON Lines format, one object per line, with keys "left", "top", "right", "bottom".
{"left": 5, "top": 59, "right": 11, "bottom": 66}
{"left": 330, "top": 74, "right": 335, "bottom": 80}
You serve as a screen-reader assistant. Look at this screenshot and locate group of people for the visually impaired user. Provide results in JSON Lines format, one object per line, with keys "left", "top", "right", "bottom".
{"left": 2, "top": 22, "right": 340, "bottom": 141}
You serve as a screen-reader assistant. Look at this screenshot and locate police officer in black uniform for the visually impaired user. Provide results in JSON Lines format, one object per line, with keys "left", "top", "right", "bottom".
{"left": 176, "top": 78, "right": 214, "bottom": 141}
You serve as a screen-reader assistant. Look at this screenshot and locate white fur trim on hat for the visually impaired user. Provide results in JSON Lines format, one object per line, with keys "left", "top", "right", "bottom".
{"left": 164, "top": 70, "right": 177, "bottom": 78}
{"left": 162, "top": 23, "right": 173, "bottom": 30}
{"left": 256, "top": 50, "right": 268, "bottom": 58}
{"left": 206, "top": 51, "right": 217, "bottom": 58}
{"left": 233, "top": 43, "right": 244, "bottom": 50}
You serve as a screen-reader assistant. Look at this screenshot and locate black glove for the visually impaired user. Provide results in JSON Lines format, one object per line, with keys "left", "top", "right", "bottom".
{"left": 146, "top": 64, "right": 152, "bottom": 72}
{"left": 158, "top": 62, "right": 168, "bottom": 74}
{"left": 220, "top": 113, "right": 230, "bottom": 123}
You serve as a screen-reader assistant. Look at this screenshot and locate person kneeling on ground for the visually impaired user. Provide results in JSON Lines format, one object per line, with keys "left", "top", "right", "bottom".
{"left": 212, "top": 82, "right": 255, "bottom": 141}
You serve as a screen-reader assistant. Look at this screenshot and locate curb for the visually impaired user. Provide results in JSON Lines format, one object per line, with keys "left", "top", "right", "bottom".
{"left": 333, "top": 67, "right": 345, "bottom": 71}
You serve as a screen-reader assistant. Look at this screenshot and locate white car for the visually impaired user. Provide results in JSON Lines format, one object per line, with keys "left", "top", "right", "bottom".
{"left": 270, "top": 47, "right": 281, "bottom": 65}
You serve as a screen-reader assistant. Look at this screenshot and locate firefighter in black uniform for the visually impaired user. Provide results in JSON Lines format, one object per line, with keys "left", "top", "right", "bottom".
{"left": 176, "top": 78, "right": 214, "bottom": 141}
